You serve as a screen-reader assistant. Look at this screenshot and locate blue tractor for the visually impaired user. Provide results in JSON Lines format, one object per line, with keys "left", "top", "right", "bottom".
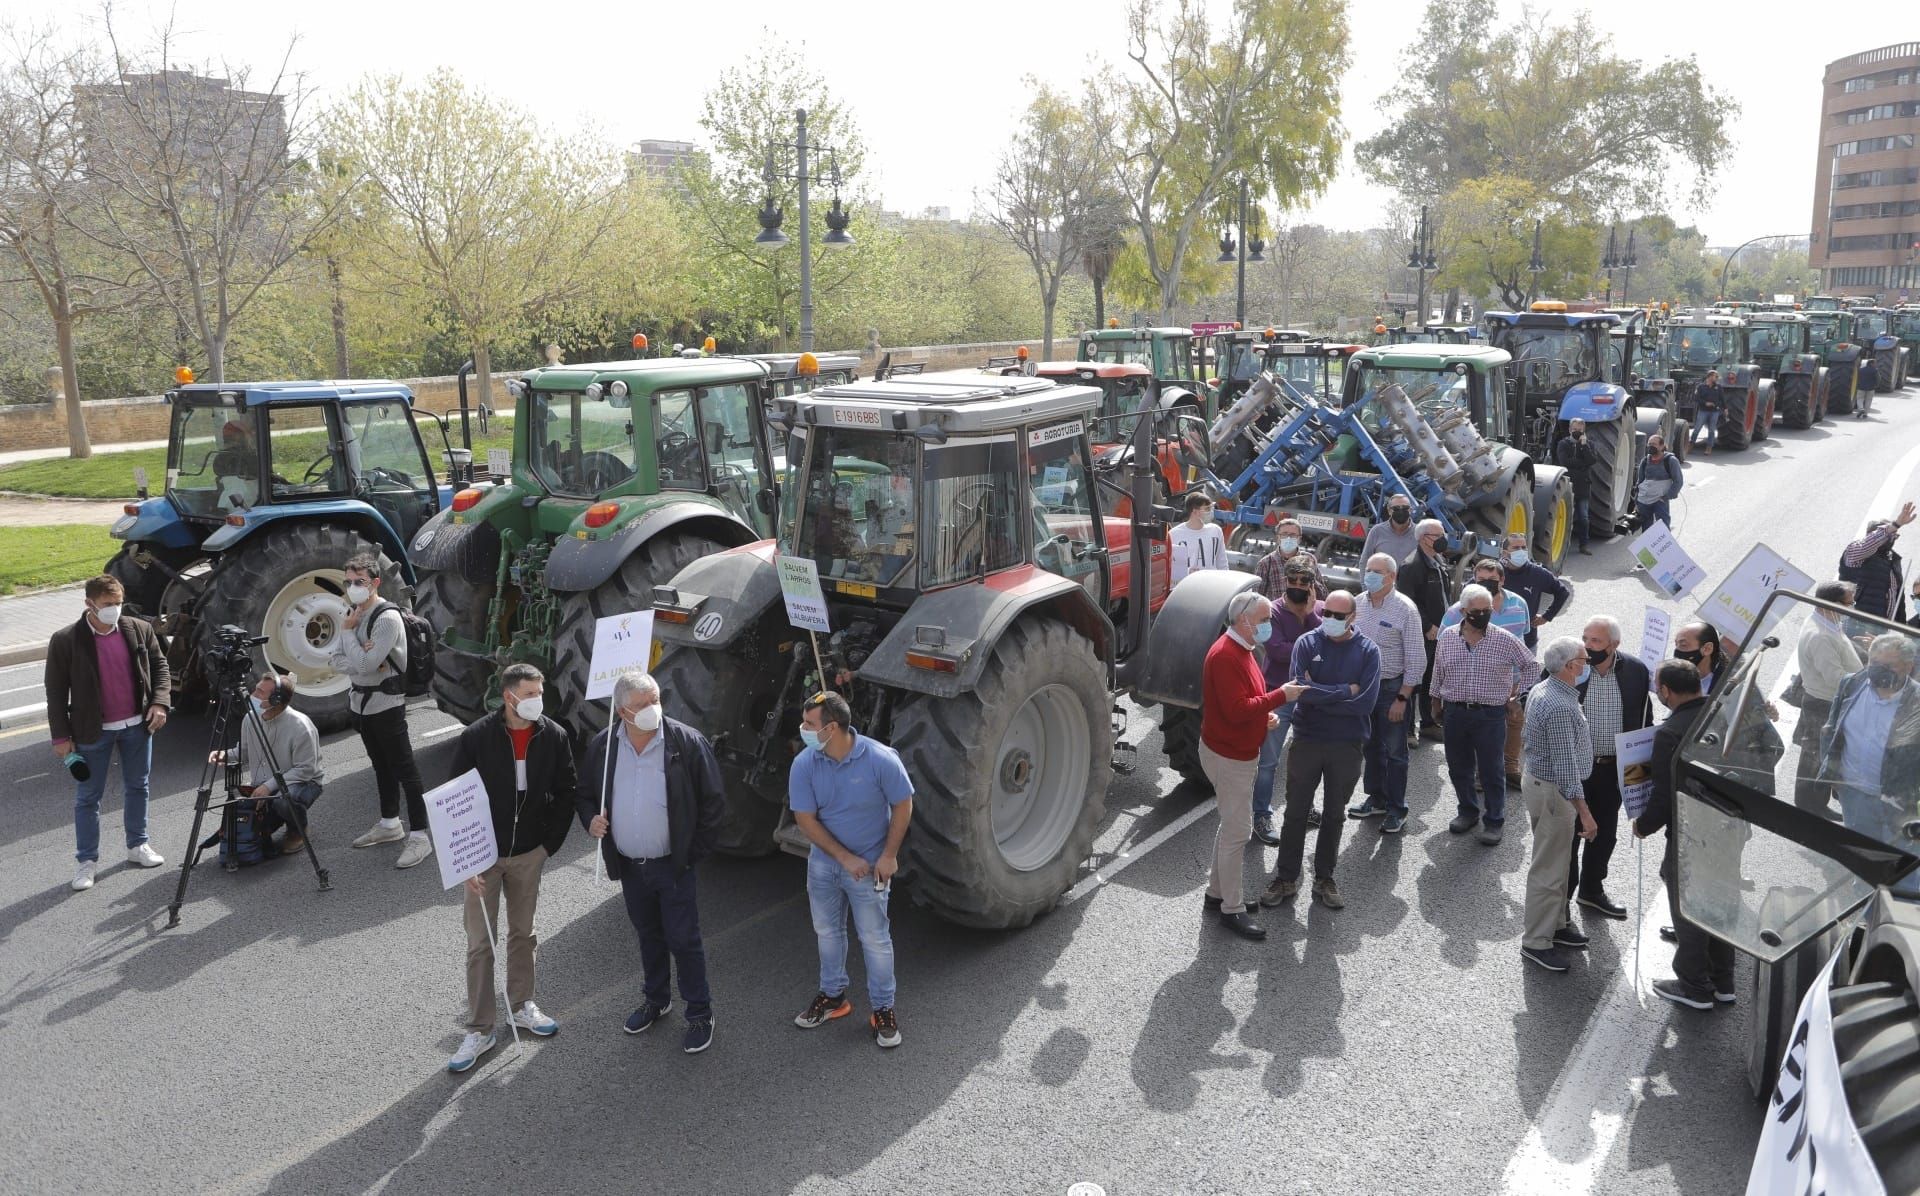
{"left": 105, "top": 379, "right": 471, "bottom": 730}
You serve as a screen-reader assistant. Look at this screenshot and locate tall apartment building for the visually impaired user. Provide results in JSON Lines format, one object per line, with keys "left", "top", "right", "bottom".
{"left": 74, "top": 70, "right": 286, "bottom": 180}
{"left": 1809, "top": 43, "right": 1920, "bottom": 298}
{"left": 628, "top": 139, "right": 697, "bottom": 182}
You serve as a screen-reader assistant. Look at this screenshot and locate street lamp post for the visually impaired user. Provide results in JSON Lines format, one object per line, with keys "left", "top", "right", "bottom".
{"left": 754, "top": 107, "right": 854, "bottom": 353}
{"left": 1406, "top": 204, "right": 1437, "bottom": 326}
{"left": 1716, "top": 233, "right": 1800, "bottom": 303}
{"left": 1601, "top": 225, "right": 1638, "bottom": 306}
{"left": 1217, "top": 177, "right": 1266, "bottom": 326}
{"left": 1527, "top": 219, "right": 1545, "bottom": 306}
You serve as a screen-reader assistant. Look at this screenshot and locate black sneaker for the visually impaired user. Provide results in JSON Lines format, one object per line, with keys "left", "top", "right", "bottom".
{"left": 1381, "top": 812, "right": 1406, "bottom": 834}
{"left": 1652, "top": 979, "right": 1713, "bottom": 1010}
{"left": 1251, "top": 814, "right": 1280, "bottom": 846}
{"left": 1658, "top": 925, "right": 1677, "bottom": 943}
{"left": 1448, "top": 813, "right": 1479, "bottom": 835}
{"left": 1577, "top": 889, "right": 1628, "bottom": 919}
{"left": 682, "top": 1017, "right": 714, "bottom": 1054}
{"left": 793, "top": 991, "right": 852, "bottom": 1029}
{"left": 1347, "top": 800, "right": 1385, "bottom": 820}
{"left": 871, "top": 1007, "right": 902, "bottom": 1049}
{"left": 623, "top": 1002, "right": 670, "bottom": 1034}
{"left": 1521, "top": 945, "right": 1571, "bottom": 972}
{"left": 1552, "top": 926, "right": 1590, "bottom": 950}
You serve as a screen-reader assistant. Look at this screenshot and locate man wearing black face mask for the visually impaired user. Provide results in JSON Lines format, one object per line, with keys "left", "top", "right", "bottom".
{"left": 1442, "top": 561, "right": 1534, "bottom": 786}
{"left": 1816, "top": 633, "right": 1920, "bottom": 845}
{"left": 1360, "top": 493, "right": 1420, "bottom": 568}
{"left": 1671, "top": 620, "right": 1722, "bottom": 694}
{"left": 1566, "top": 616, "right": 1652, "bottom": 920}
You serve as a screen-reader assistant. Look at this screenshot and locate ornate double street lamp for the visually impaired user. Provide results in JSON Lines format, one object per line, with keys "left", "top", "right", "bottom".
{"left": 754, "top": 107, "right": 853, "bottom": 353}
{"left": 1602, "top": 224, "right": 1638, "bottom": 306}
{"left": 1217, "top": 177, "right": 1266, "bottom": 326}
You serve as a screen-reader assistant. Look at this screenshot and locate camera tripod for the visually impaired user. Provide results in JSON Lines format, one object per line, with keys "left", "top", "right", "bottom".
{"left": 165, "top": 659, "right": 331, "bottom": 928}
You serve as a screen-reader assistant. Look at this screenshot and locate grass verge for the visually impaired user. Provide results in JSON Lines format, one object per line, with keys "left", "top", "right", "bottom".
{"left": 0, "top": 525, "right": 117, "bottom": 595}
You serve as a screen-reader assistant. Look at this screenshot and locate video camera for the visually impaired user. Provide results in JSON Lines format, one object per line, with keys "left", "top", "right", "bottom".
{"left": 202, "top": 624, "right": 268, "bottom": 686}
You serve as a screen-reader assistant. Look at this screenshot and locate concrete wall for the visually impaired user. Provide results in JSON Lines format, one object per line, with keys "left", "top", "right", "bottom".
{"left": 0, "top": 339, "right": 1050, "bottom": 451}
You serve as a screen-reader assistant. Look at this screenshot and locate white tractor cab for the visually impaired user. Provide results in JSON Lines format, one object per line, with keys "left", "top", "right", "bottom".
{"left": 1671, "top": 590, "right": 1919, "bottom": 1188}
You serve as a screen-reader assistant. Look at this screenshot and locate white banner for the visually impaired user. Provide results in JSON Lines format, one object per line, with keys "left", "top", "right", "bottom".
{"left": 1628, "top": 521, "right": 1707, "bottom": 599}
{"left": 776, "top": 554, "right": 832, "bottom": 633}
{"left": 1699, "top": 543, "right": 1814, "bottom": 643}
{"left": 585, "top": 610, "right": 655, "bottom": 701}
{"left": 1745, "top": 943, "right": 1885, "bottom": 1196}
{"left": 1615, "top": 726, "right": 1657, "bottom": 820}
{"left": 1638, "top": 606, "right": 1671, "bottom": 692}
{"left": 423, "top": 769, "right": 498, "bottom": 890}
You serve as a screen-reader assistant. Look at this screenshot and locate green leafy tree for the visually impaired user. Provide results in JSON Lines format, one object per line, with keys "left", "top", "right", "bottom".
{"left": 1435, "top": 176, "right": 1599, "bottom": 310}
{"left": 1117, "top": 0, "right": 1349, "bottom": 321}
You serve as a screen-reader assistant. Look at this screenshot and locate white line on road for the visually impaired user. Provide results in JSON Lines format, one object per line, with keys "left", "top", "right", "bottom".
{"left": 1064, "top": 795, "right": 1217, "bottom": 904}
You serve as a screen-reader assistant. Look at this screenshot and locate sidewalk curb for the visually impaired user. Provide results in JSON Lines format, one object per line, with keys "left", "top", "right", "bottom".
{"left": 0, "top": 642, "right": 44, "bottom": 667}
{"left": 0, "top": 700, "right": 47, "bottom": 730}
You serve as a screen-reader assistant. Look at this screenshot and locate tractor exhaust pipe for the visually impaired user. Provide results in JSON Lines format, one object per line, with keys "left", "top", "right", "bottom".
{"left": 455, "top": 359, "right": 475, "bottom": 453}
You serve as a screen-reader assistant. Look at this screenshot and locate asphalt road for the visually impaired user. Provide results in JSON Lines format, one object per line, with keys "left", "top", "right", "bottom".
{"left": 4, "top": 392, "right": 1917, "bottom": 1196}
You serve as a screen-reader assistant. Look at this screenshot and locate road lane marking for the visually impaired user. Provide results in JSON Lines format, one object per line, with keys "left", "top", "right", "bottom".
{"left": 1064, "top": 795, "right": 1217, "bottom": 904}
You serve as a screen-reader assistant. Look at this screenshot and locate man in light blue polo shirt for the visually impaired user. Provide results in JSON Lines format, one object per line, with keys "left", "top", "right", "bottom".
{"left": 789, "top": 690, "right": 914, "bottom": 1049}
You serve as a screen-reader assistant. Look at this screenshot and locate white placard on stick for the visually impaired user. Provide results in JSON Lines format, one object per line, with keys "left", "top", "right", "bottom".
{"left": 1628, "top": 521, "right": 1707, "bottom": 599}
{"left": 777, "top": 554, "right": 832, "bottom": 633}
{"left": 1616, "top": 726, "right": 1658, "bottom": 820}
{"left": 1638, "top": 606, "right": 1671, "bottom": 692}
{"left": 1698, "top": 543, "right": 1814, "bottom": 643}
{"left": 424, "top": 769, "right": 498, "bottom": 890}
{"left": 586, "top": 610, "right": 655, "bottom": 702}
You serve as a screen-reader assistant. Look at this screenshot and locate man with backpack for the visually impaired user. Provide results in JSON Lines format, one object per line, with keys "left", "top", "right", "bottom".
{"left": 329, "top": 553, "right": 432, "bottom": 869}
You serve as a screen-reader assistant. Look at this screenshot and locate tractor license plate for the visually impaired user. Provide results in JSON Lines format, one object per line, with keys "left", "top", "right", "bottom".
{"left": 1289, "top": 512, "right": 1339, "bottom": 532}
{"left": 830, "top": 406, "right": 884, "bottom": 429}
{"left": 835, "top": 580, "right": 877, "bottom": 599}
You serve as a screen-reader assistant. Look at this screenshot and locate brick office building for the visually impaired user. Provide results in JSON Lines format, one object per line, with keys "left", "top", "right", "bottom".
{"left": 1809, "top": 43, "right": 1920, "bottom": 298}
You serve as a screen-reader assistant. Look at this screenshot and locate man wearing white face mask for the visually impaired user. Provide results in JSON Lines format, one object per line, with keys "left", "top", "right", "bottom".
{"left": 581, "top": 669, "right": 726, "bottom": 1056}
{"left": 329, "top": 553, "right": 431, "bottom": 867}
{"left": 444, "top": 663, "right": 578, "bottom": 1072}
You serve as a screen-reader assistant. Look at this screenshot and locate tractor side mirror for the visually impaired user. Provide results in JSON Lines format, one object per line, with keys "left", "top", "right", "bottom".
{"left": 1175, "top": 413, "right": 1210, "bottom": 470}
{"left": 756, "top": 487, "right": 775, "bottom": 516}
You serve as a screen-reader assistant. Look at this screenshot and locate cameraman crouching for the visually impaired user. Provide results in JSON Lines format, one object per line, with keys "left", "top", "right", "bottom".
{"left": 211, "top": 673, "right": 324, "bottom": 855}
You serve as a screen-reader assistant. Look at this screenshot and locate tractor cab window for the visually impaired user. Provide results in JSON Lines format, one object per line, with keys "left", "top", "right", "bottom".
{"left": 1504, "top": 326, "right": 1594, "bottom": 388}
{"left": 167, "top": 398, "right": 257, "bottom": 516}
{"left": 1805, "top": 316, "right": 1841, "bottom": 349}
{"left": 1661, "top": 325, "right": 1740, "bottom": 368}
{"left": 652, "top": 391, "right": 704, "bottom": 491}
{"left": 1856, "top": 312, "right": 1890, "bottom": 338}
{"left": 789, "top": 427, "right": 917, "bottom": 587}
{"left": 1745, "top": 324, "right": 1788, "bottom": 358}
{"left": 1894, "top": 311, "right": 1920, "bottom": 340}
{"left": 340, "top": 399, "right": 439, "bottom": 544}
{"left": 531, "top": 388, "right": 637, "bottom": 498}
{"left": 922, "top": 435, "right": 1023, "bottom": 588}
{"left": 266, "top": 405, "right": 347, "bottom": 503}
{"left": 1219, "top": 341, "right": 1262, "bottom": 383}
{"left": 1087, "top": 338, "right": 1150, "bottom": 367}
{"left": 1165, "top": 338, "right": 1194, "bottom": 382}
{"left": 1351, "top": 365, "right": 1473, "bottom": 429}
{"left": 1027, "top": 421, "right": 1100, "bottom": 587}
{"left": 1270, "top": 350, "right": 1321, "bottom": 392}
{"left": 695, "top": 383, "right": 766, "bottom": 534}
{"left": 1106, "top": 375, "right": 1152, "bottom": 419}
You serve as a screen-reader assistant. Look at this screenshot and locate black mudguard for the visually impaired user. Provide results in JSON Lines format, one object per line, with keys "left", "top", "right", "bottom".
{"left": 407, "top": 509, "right": 501, "bottom": 586}
{"left": 1129, "top": 568, "right": 1259, "bottom": 709}
{"left": 650, "top": 545, "right": 783, "bottom": 652}
{"left": 545, "top": 501, "right": 757, "bottom": 593}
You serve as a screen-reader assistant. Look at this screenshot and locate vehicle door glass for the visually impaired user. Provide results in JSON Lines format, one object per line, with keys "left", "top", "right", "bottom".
{"left": 790, "top": 427, "right": 916, "bottom": 586}
{"left": 266, "top": 405, "right": 346, "bottom": 503}
{"left": 531, "top": 388, "right": 636, "bottom": 498}
{"left": 696, "top": 383, "right": 766, "bottom": 534}
{"left": 341, "top": 399, "right": 439, "bottom": 545}
{"left": 168, "top": 398, "right": 252, "bottom": 515}
{"left": 653, "top": 390, "right": 705, "bottom": 491}
{"left": 922, "top": 435, "right": 1022, "bottom": 588}
{"left": 1027, "top": 422, "right": 1100, "bottom": 595}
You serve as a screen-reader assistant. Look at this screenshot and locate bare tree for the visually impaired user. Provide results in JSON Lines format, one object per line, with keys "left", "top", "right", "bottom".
{"left": 984, "top": 84, "right": 1128, "bottom": 358}
{"left": 78, "top": 18, "right": 343, "bottom": 382}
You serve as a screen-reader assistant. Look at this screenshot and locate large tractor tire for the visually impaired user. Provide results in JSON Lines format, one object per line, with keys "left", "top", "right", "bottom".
{"left": 191, "top": 523, "right": 404, "bottom": 733}
{"left": 1829, "top": 975, "right": 1920, "bottom": 1184}
{"left": 1530, "top": 468, "right": 1573, "bottom": 572}
{"left": 893, "top": 617, "right": 1112, "bottom": 929}
{"left": 1584, "top": 413, "right": 1635, "bottom": 540}
{"left": 1814, "top": 366, "right": 1832, "bottom": 421}
{"left": 104, "top": 542, "right": 195, "bottom": 621}
{"left": 1775, "top": 372, "right": 1815, "bottom": 429}
{"left": 1717, "top": 386, "right": 1755, "bottom": 452}
{"left": 1158, "top": 704, "right": 1208, "bottom": 791}
{"left": 1467, "top": 467, "right": 1532, "bottom": 550}
{"left": 412, "top": 568, "right": 495, "bottom": 726}
{"left": 1830, "top": 359, "right": 1861, "bottom": 416}
{"left": 1751, "top": 379, "right": 1777, "bottom": 442}
{"left": 1874, "top": 346, "right": 1904, "bottom": 393}
{"left": 652, "top": 640, "right": 787, "bottom": 857}
{"left": 549, "top": 531, "right": 726, "bottom": 745}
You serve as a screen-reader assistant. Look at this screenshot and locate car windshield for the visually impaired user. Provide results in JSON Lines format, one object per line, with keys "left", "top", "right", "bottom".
{"left": 529, "top": 388, "right": 638, "bottom": 498}
{"left": 786, "top": 426, "right": 917, "bottom": 586}
{"left": 167, "top": 396, "right": 256, "bottom": 516}
{"left": 1662, "top": 325, "right": 1740, "bottom": 368}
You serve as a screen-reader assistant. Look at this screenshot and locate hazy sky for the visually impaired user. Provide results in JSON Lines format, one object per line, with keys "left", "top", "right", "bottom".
{"left": 14, "top": 0, "right": 1892, "bottom": 245}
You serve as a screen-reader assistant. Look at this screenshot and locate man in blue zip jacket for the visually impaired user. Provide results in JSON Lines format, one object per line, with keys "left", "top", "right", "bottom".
{"left": 1260, "top": 588, "right": 1381, "bottom": 912}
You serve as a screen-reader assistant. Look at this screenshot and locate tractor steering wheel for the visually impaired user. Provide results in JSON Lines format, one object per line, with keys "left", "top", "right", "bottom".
{"left": 301, "top": 456, "right": 336, "bottom": 483}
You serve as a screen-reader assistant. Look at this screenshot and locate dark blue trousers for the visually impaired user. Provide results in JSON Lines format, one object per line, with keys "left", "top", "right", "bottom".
{"left": 619, "top": 857, "right": 712, "bottom": 1019}
{"left": 1443, "top": 702, "right": 1509, "bottom": 827}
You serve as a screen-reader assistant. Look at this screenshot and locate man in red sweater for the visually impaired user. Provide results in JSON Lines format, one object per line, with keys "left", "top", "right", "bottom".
{"left": 1201, "top": 591, "right": 1305, "bottom": 940}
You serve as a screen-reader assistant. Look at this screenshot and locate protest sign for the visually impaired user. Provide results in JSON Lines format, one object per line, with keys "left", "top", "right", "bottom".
{"left": 585, "top": 610, "right": 655, "bottom": 701}
{"left": 1638, "top": 606, "right": 1671, "bottom": 693}
{"left": 1628, "top": 521, "right": 1707, "bottom": 599}
{"left": 423, "top": 769, "right": 497, "bottom": 890}
{"left": 1698, "top": 543, "right": 1814, "bottom": 642}
{"left": 1616, "top": 727, "right": 1658, "bottom": 820}
{"left": 777, "top": 554, "right": 832, "bottom": 633}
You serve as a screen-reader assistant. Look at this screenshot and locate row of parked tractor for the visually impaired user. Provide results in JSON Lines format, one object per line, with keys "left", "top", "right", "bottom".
{"left": 94, "top": 297, "right": 1913, "bottom": 929}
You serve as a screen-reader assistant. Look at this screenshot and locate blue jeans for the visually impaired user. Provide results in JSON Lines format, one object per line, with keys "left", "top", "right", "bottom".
{"left": 1691, "top": 408, "right": 1720, "bottom": 445}
{"left": 74, "top": 723, "right": 152, "bottom": 862}
{"left": 1363, "top": 677, "right": 1410, "bottom": 814}
{"left": 1252, "top": 705, "right": 1296, "bottom": 818}
{"left": 1572, "top": 492, "right": 1591, "bottom": 548}
{"left": 1639, "top": 499, "right": 1671, "bottom": 532}
{"left": 1836, "top": 785, "right": 1899, "bottom": 844}
{"left": 1443, "top": 703, "right": 1508, "bottom": 828}
{"left": 260, "top": 781, "right": 324, "bottom": 836}
{"left": 620, "top": 857, "right": 711, "bottom": 1019}
{"left": 808, "top": 849, "right": 896, "bottom": 1010}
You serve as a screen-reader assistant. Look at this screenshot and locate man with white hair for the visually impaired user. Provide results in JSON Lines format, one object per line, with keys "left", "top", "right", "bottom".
{"left": 1347, "top": 552, "right": 1424, "bottom": 833}
{"left": 1432, "top": 583, "right": 1537, "bottom": 844}
{"left": 1398, "top": 517, "right": 1451, "bottom": 743}
{"left": 1816, "top": 632, "right": 1920, "bottom": 843}
{"left": 1566, "top": 614, "right": 1653, "bottom": 921}
{"left": 580, "top": 669, "right": 727, "bottom": 1055}
{"left": 1519, "top": 638, "right": 1598, "bottom": 973}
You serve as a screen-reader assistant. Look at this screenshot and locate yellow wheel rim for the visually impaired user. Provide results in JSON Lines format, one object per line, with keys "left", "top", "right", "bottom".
{"left": 1505, "top": 493, "right": 1531, "bottom": 542}
{"left": 1544, "top": 492, "right": 1569, "bottom": 563}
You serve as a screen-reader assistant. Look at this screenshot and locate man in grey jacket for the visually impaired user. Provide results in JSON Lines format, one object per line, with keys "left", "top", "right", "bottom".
{"left": 214, "top": 673, "right": 326, "bottom": 855}
{"left": 328, "top": 553, "right": 432, "bottom": 868}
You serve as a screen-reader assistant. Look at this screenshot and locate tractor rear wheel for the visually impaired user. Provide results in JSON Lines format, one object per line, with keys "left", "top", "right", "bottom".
{"left": 1830, "top": 360, "right": 1860, "bottom": 415}
{"left": 1875, "top": 347, "right": 1901, "bottom": 394}
{"left": 1467, "top": 468, "right": 1532, "bottom": 549}
{"left": 412, "top": 568, "right": 496, "bottom": 726}
{"left": 1775, "top": 373, "right": 1814, "bottom": 429}
{"left": 1814, "top": 367, "right": 1832, "bottom": 421}
{"left": 1157, "top": 704, "right": 1209, "bottom": 791}
{"left": 652, "top": 640, "right": 787, "bottom": 857}
{"left": 1717, "top": 387, "right": 1754, "bottom": 451}
{"left": 894, "top": 617, "right": 1112, "bottom": 929}
{"left": 549, "top": 532, "right": 726, "bottom": 745}
{"left": 1530, "top": 469, "right": 1573, "bottom": 572}
{"left": 1751, "top": 379, "right": 1776, "bottom": 442}
{"left": 1583, "top": 413, "right": 1633, "bottom": 540}
{"left": 192, "top": 523, "right": 403, "bottom": 733}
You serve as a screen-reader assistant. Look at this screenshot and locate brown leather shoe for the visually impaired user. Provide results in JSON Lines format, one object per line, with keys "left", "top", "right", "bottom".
{"left": 278, "top": 831, "right": 306, "bottom": 855}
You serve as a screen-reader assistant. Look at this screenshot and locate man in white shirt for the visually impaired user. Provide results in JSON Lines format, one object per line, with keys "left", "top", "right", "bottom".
{"left": 1346, "top": 553, "right": 1425, "bottom": 832}
{"left": 1169, "top": 491, "right": 1228, "bottom": 586}
{"left": 1794, "top": 580, "right": 1864, "bottom": 817}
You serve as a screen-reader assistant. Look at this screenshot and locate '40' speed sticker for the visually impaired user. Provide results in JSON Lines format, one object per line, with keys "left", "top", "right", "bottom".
{"left": 693, "top": 612, "right": 724, "bottom": 641}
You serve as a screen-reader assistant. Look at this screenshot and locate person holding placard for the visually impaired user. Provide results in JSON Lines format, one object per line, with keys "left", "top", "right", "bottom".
{"left": 581, "top": 670, "right": 726, "bottom": 1056}
{"left": 1566, "top": 616, "right": 1653, "bottom": 922}
{"left": 444, "top": 664, "right": 577, "bottom": 1073}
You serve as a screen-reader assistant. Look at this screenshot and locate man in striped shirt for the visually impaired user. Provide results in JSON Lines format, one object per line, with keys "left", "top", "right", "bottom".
{"left": 1441, "top": 557, "right": 1535, "bottom": 786}
{"left": 1519, "top": 638, "right": 1599, "bottom": 973}
{"left": 1347, "top": 552, "right": 1425, "bottom": 833}
{"left": 1432, "top": 584, "right": 1537, "bottom": 844}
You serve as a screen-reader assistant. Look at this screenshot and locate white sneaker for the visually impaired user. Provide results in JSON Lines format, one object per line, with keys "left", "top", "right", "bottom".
{"left": 395, "top": 835, "right": 434, "bottom": 869}
{"left": 352, "top": 821, "right": 407, "bottom": 848}
{"left": 446, "top": 1030, "right": 496, "bottom": 1073}
{"left": 127, "top": 843, "right": 165, "bottom": 868}
{"left": 512, "top": 1001, "right": 559, "bottom": 1037}
{"left": 72, "top": 860, "right": 97, "bottom": 891}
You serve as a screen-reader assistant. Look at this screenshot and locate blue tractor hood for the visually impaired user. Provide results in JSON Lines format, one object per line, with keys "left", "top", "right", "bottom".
{"left": 1558, "top": 380, "right": 1631, "bottom": 423}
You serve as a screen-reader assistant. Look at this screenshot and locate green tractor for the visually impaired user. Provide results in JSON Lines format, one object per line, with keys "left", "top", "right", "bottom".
{"left": 1803, "top": 309, "right": 1869, "bottom": 416}
{"left": 1853, "top": 308, "right": 1912, "bottom": 394}
{"left": 1658, "top": 311, "right": 1776, "bottom": 451}
{"left": 407, "top": 355, "right": 783, "bottom": 740}
{"left": 1742, "top": 312, "right": 1831, "bottom": 428}
{"left": 1075, "top": 324, "right": 1210, "bottom": 418}
{"left": 1896, "top": 305, "right": 1920, "bottom": 372}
